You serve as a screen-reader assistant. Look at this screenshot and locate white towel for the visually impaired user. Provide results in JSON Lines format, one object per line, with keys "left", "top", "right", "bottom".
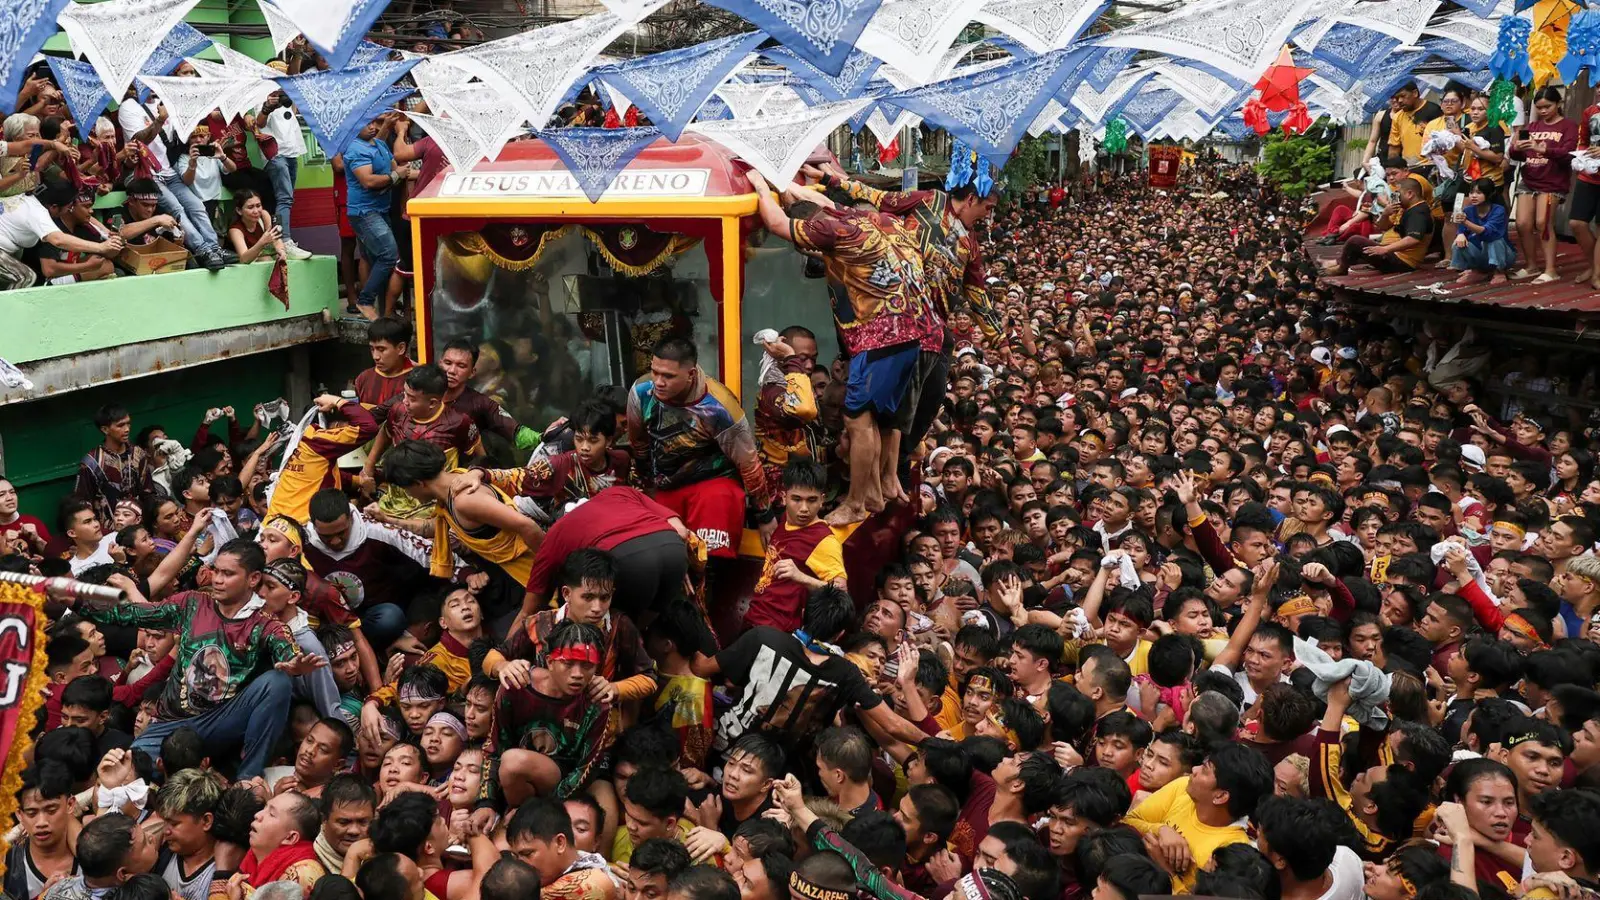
{"left": 1293, "top": 636, "right": 1392, "bottom": 729}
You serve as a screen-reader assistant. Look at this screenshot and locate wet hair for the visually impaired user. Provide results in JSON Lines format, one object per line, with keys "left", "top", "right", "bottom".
{"left": 1205, "top": 742, "right": 1274, "bottom": 819}
{"left": 1097, "top": 854, "right": 1172, "bottom": 900}
{"left": 76, "top": 813, "right": 137, "bottom": 878}
{"left": 370, "top": 790, "right": 437, "bottom": 855}
{"left": 839, "top": 811, "right": 905, "bottom": 870}
{"left": 624, "top": 766, "right": 690, "bottom": 821}
{"left": 506, "top": 798, "right": 574, "bottom": 844}
{"left": 668, "top": 865, "right": 738, "bottom": 900}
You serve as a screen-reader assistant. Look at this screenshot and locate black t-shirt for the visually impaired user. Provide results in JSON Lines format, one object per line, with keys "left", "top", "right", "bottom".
{"left": 1399, "top": 202, "right": 1433, "bottom": 241}
{"left": 714, "top": 626, "right": 882, "bottom": 749}
{"left": 34, "top": 218, "right": 108, "bottom": 282}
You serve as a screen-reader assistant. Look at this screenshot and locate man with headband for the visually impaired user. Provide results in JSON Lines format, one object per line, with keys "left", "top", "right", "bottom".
{"left": 487, "top": 548, "right": 656, "bottom": 709}
{"left": 475, "top": 621, "right": 616, "bottom": 829}
{"left": 360, "top": 587, "right": 485, "bottom": 746}
{"left": 259, "top": 512, "right": 382, "bottom": 694}
{"left": 258, "top": 557, "right": 344, "bottom": 722}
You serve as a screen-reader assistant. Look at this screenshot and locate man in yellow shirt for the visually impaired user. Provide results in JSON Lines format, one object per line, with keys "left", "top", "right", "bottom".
{"left": 1124, "top": 743, "right": 1274, "bottom": 890}
{"left": 1387, "top": 81, "right": 1444, "bottom": 162}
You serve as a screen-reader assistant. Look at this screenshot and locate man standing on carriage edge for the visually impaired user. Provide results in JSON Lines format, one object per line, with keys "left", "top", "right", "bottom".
{"left": 626, "top": 337, "right": 767, "bottom": 560}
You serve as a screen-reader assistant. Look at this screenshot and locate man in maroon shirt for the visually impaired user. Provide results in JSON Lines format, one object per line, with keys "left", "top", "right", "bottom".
{"left": 523, "top": 486, "right": 690, "bottom": 623}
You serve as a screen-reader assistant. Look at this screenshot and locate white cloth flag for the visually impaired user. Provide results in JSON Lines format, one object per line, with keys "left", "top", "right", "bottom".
{"left": 181, "top": 58, "right": 278, "bottom": 119}
{"left": 716, "top": 82, "right": 779, "bottom": 120}
{"left": 264, "top": 0, "right": 364, "bottom": 56}
{"left": 215, "top": 44, "right": 286, "bottom": 81}
{"left": 405, "top": 109, "right": 490, "bottom": 175}
{"left": 1096, "top": 0, "right": 1323, "bottom": 83}
{"left": 58, "top": 0, "right": 203, "bottom": 100}
{"left": 864, "top": 104, "right": 921, "bottom": 145}
{"left": 1070, "top": 68, "right": 1151, "bottom": 125}
{"left": 1293, "top": 0, "right": 1359, "bottom": 51}
{"left": 421, "top": 81, "right": 527, "bottom": 164}
{"left": 687, "top": 98, "right": 870, "bottom": 187}
{"left": 1337, "top": 0, "right": 1443, "bottom": 45}
{"left": 407, "top": 55, "right": 474, "bottom": 95}
{"left": 445, "top": 3, "right": 666, "bottom": 127}
{"left": 602, "top": 82, "right": 635, "bottom": 117}
{"left": 1421, "top": 15, "right": 1498, "bottom": 54}
{"left": 1154, "top": 61, "right": 1241, "bottom": 113}
{"left": 857, "top": 0, "right": 988, "bottom": 84}
{"left": 138, "top": 73, "right": 246, "bottom": 141}
{"left": 758, "top": 85, "right": 812, "bottom": 117}
{"left": 1027, "top": 98, "right": 1068, "bottom": 137}
{"left": 257, "top": 0, "right": 302, "bottom": 54}
{"left": 975, "top": 0, "right": 1108, "bottom": 53}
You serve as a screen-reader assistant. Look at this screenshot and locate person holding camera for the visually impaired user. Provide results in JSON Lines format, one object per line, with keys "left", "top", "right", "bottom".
{"left": 254, "top": 87, "right": 314, "bottom": 261}
{"left": 177, "top": 126, "right": 234, "bottom": 233}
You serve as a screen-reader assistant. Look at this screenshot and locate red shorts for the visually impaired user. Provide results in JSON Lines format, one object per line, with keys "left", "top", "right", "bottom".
{"left": 654, "top": 477, "right": 745, "bottom": 559}
{"left": 333, "top": 177, "right": 354, "bottom": 239}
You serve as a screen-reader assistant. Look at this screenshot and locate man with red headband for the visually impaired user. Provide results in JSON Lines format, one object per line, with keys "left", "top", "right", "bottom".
{"left": 476, "top": 620, "right": 615, "bottom": 828}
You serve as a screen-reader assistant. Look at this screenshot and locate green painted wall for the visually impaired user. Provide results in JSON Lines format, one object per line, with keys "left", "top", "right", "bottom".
{"left": 0, "top": 257, "right": 338, "bottom": 365}
{"left": 1, "top": 354, "right": 292, "bottom": 525}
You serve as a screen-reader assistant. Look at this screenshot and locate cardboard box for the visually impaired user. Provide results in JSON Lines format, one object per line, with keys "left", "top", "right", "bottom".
{"left": 118, "top": 237, "right": 189, "bottom": 275}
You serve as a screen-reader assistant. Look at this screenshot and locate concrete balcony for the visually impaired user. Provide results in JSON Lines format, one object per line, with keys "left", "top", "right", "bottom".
{"left": 0, "top": 257, "right": 341, "bottom": 406}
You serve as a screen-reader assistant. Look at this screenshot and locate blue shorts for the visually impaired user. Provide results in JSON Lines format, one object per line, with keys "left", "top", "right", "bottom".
{"left": 844, "top": 342, "right": 920, "bottom": 419}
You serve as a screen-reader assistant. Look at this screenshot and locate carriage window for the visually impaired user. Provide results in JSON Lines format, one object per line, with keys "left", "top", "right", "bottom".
{"left": 426, "top": 224, "right": 720, "bottom": 427}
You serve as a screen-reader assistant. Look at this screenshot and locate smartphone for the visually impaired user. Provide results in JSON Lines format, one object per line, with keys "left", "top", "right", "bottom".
{"left": 195, "top": 144, "right": 216, "bottom": 157}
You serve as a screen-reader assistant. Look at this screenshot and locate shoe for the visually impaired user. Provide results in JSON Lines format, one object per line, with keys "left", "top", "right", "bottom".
{"left": 199, "top": 250, "right": 226, "bottom": 272}
{"left": 1316, "top": 235, "right": 1337, "bottom": 246}
{"left": 281, "top": 239, "right": 313, "bottom": 261}
{"left": 218, "top": 249, "right": 239, "bottom": 265}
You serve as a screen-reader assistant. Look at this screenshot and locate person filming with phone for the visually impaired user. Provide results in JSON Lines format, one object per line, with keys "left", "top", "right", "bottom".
{"left": 177, "top": 125, "right": 235, "bottom": 235}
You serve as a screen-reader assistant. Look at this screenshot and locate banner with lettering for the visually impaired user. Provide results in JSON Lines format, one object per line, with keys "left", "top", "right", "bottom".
{"left": 1148, "top": 145, "right": 1182, "bottom": 188}
{"left": 0, "top": 581, "right": 50, "bottom": 883}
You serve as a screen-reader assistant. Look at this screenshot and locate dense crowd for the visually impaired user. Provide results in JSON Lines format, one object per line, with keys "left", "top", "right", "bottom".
{"left": 9, "top": 136, "right": 1600, "bottom": 900}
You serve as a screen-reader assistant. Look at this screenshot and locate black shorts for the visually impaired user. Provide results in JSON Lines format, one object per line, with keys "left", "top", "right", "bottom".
{"left": 1573, "top": 180, "right": 1600, "bottom": 223}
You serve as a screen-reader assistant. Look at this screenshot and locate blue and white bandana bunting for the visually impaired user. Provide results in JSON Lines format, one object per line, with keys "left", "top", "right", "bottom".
{"left": 537, "top": 126, "right": 662, "bottom": 202}
{"left": 593, "top": 31, "right": 766, "bottom": 140}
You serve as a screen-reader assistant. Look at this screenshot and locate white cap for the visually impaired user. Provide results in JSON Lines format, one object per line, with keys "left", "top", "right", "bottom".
{"left": 1460, "top": 444, "right": 1487, "bottom": 470}
{"left": 1325, "top": 424, "right": 1352, "bottom": 439}
{"left": 1310, "top": 347, "right": 1332, "bottom": 366}
{"left": 1120, "top": 387, "right": 1140, "bottom": 399}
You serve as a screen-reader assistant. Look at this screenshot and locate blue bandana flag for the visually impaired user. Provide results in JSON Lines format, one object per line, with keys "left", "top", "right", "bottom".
{"left": 1455, "top": 0, "right": 1499, "bottom": 15}
{"left": 1310, "top": 24, "right": 1400, "bottom": 80}
{"left": 346, "top": 40, "right": 398, "bottom": 68}
{"left": 1357, "top": 46, "right": 1431, "bottom": 103}
{"left": 1083, "top": 46, "right": 1135, "bottom": 91}
{"left": 274, "top": 57, "right": 419, "bottom": 156}
{"left": 0, "top": 0, "right": 69, "bottom": 111}
{"left": 143, "top": 22, "right": 212, "bottom": 77}
{"left": 538, "top": 126, "right": 662, "bottom": 202}
{"left": 1212, "top": 116, "right": 1254, "bottom": 141}
{"left": 695, "top": 95, "right": 733, "bottom": 121}
{"left": 890, "top": 46, "right": 1090, "bottom": 169}
{"left": 135, "top": 20, "right": 213, "bottom": 102}
{"left": 1118, "top": 87, "right": 1182, "bottom": 136}
{"left": 46, "top": 56, "right": 112, "bottom": 132}
{"left": 594, "top": 31, "right": 767, "bottom": 140}
{"left": 304, "top": 0, "right": 395, "bottom": 72}
{"left": 761, "top": 45, "right": 882, "bottom": 101}
{"left": 360, "top": 84, "right": 417, "bottom": 123}
{"left": 702, "top": 0, "right": 882, "bottom": 75}
{"left": 1422, "top": 38, "right": 1494, "bottom": 90}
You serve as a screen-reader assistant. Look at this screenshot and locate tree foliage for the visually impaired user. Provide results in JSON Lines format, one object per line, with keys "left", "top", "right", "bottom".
{"left": 1254, "top": 127, "right": 1334, "bottom": 199}
{"left": 1001, "top": 136, "right": 1054, "bottom": 197}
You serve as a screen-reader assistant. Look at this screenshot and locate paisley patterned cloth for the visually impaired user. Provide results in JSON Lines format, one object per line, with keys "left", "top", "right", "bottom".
{"left": 0, "top": 0, "right": 69, "bottom": 110}
{"left": 593, "top": 31, "right": 766, "bottom": 140}
{"left": 703, "top": 0, "right": 884, "bottom": 75}
{"left": 58, "top": 0, "right": 202, "bottom": 100}
{"left": 1096, "top": 0, "right": 1325, "bottom": 82}
{"left": 687, "top": 98, "right": 869, "bottom": 185}
{"left": 271, "top": 57, "right": 419, "bottom": 157}
{"left": 540, "top": 127, "right": 663, "bottom": 203}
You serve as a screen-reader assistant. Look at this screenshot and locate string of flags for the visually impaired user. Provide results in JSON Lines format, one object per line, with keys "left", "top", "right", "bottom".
{"left": 15, "top": 0, "right": 1600, "bottom": 203}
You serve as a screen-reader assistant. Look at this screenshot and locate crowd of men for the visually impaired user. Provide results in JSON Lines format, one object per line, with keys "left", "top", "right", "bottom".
{"left": 10, "top": 143, "right": 1600, "bottom": 900}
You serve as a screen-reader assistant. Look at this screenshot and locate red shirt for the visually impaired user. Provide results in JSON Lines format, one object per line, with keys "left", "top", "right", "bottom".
{"left": 354, "top": 361, "right": 414, "bottom": 408}
{"left": 523, "top": 487, "right": 678, "bottom": 598}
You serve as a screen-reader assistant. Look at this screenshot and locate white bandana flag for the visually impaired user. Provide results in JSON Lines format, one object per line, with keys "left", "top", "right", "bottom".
{"left": 445, "top": 3, "right": 667, "bottom": 127}
{"left": 1337, "top": 0, "right": 1442, "bottom": 45}
{"left": 687, "top": 98, "right": 870, "bottom": 187}
{"left": 1096, "top": 0, "right": 1323, "bottom": 83}
{"left": 257, "top": 0, "right": 302, "bottom": 54}
{"left": 58, "top": 0, "right": 203, "bottom": 100}
{"left": 1027, "top": 98, "right": 1068, "bottom": 137}
{"left": 857, "top": 0, "right": 989, "bottom": 84}
{"left": 1070, "top": 68, "right": 1153, "bottom": 125}
{"left": 863, "top": 104, "right": 921, "bottom": 144}
{"left": 420, "top": 80, "right": 528, "bottom": 164}
{"left": 262, "top": 0, "right": 368, "bottom": 57}
{"left": 716, "top": 81, "right": 780, "bottom": 120}
{"left": 137, "top": 72, "right": 246, "bottom": 141}
{"left": 974, "top": 0, "right": 1109, "bottom": 53}
{"left": 405, "top": 109, "right": 489, "bottom": 175}
{"left": 1153, "top": 60, "right": 1244, "bottom": 114}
